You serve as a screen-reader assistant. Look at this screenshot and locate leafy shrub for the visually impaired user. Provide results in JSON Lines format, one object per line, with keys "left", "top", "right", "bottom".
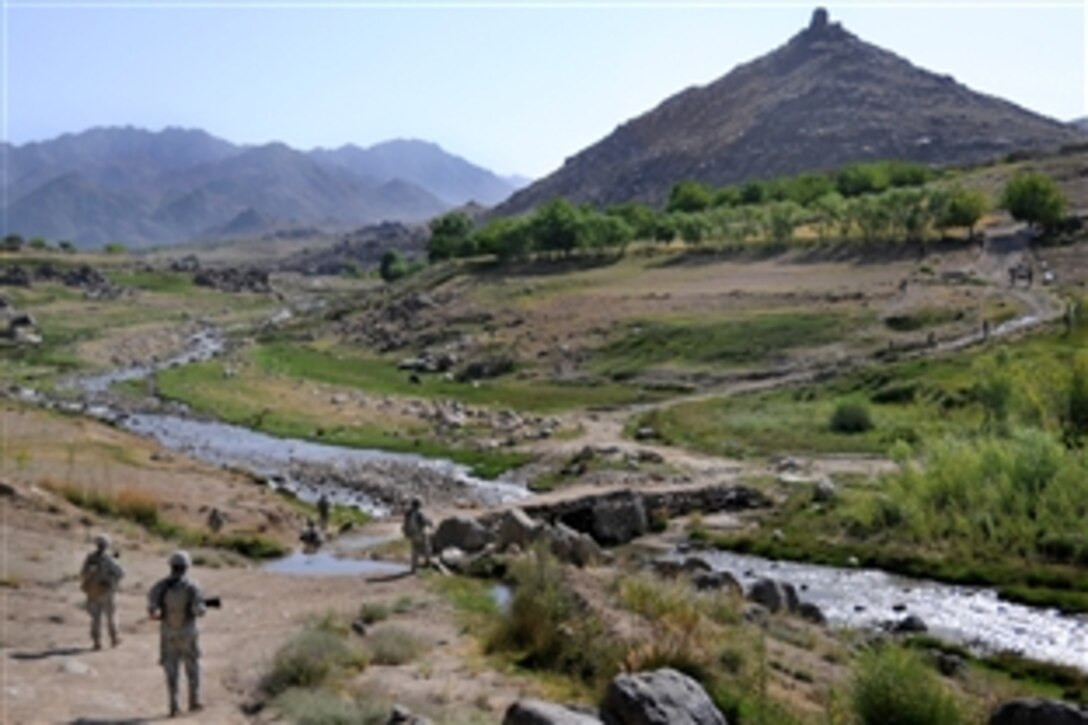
{"left": 364, "top": 625, "right": 425, "bottom": 665}
{"left": 851, "top": 645, "right": 966, "bottom": 725}
{"left": 488, "top": 547, "right": 620, "bottom": 686}
{"left": 358, "top": 602, "right": 390, "bottom": 625}
{"left": 262, "top": 617, "right": 369, "bottom": 696}
{"left": 830, "top": 402, "right": 874, "bottom": 434}
{"left": 272, "top": 688, "right": 388, "bottom": 725}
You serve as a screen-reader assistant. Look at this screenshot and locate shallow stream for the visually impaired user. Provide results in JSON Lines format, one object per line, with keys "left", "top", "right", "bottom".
{"left": 679, "top": 549, "right": 1088, "bottom": 671}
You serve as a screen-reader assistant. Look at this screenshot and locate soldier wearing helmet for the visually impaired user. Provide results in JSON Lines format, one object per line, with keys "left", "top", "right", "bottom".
{"left": 148, "top": 550, "right": 206, "bottom": 717}
{"left": 401, "top": 497, "right": 433, "bottom": 572}
{"left": 80, "top": 533, "right": 124, "bottom": 650}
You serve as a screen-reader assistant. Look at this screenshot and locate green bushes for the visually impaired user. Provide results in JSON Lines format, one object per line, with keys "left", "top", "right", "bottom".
{"left": 364, "top": 625, "right": 425, "bottom": 665}
{"left": 850, "top": 645, "right": 966, "bottom": 725}
{"left": 830, "top": 402, "right": 874, "bottom": 434}
{"left": 271, "top": 689, "right": 387, "bottom": 725}
{"left": 487, "top": 548, "right": 620, "bottom": 686}
{"left": 262, "top": 616, "right": 369, "bottom": 697}
{"left": 889, "top": 429, "right": 1088, "bottom": 558}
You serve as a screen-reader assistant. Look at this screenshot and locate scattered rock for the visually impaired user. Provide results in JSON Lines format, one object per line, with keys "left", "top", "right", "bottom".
{"left": 934, "top": 651, "right": 964, "bottom": 678}
{"left": 433, "top": 516, "right": 491, "bottom": 554}
{"left": 813, "top": 478, "right": 836, "bottom": 503}
{"left": 692, "top": 571, "right": 742, "bottom": 595}
{"left": 496, "top": 508, "right": 542, "bottom": 551}
{"left": 59, "top": 660, "right": 93, "bottom": 676}
{"left": 889, "top": 614, "right": 928, "bottom": 634}
{"left": 988, "top": 698, "right": 1088, "bottom": 725}
{"left": 587, "top": 491, "right": 647, "bottom": 546}
{"left": 798, "top": 601, "right": 827, "bottom": 626}
{"left": 387, "top": 703, "right": 433, "bottom": 724}
{"left": 600, "top": 668, "right": 727, "bottom": 725}
{"left": 748, "top": 578, "right": 800, "bottom": 614}
{"left": 634, "top": 427, "right": 658, "bottom": 441}
{"left": 503, "top": 699, "right": 603, "bottom": 725}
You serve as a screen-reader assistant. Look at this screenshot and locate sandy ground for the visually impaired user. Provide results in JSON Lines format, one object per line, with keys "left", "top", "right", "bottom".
{"left": 0, "top": 406, "right": 528, "bottom": 725}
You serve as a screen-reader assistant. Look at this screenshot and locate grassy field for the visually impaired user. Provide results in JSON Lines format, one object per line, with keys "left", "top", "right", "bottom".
{"left": 253, "top": 341, "right": 662, "bottom": 412}
{"left": 636, "top": 317, "right": 1083, "bottom": 458}
{"left": 153, "top": 357, "right": 530, "bottom": 478}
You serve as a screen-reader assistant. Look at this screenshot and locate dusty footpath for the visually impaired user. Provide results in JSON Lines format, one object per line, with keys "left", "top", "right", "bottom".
{"left": 0, "top": 404, "right": 525, "bottom": 724}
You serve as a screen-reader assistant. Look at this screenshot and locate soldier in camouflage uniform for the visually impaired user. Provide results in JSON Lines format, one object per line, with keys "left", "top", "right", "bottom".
{"left": 80, "top": 533, "right": 124, "bottom": 650}
{"left": 148, "top": 551, "right": 206, "bottom": 717}
{"left": 402, "top": 498, "right": 432, "bottom": 572}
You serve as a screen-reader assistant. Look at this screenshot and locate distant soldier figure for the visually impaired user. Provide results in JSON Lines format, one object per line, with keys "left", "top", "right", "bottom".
{"left": 402, "top": 498, "right": 433, "bottom": 572}
{"left": 206, "top": 507, "right": 225, "bottom": 534}
{"left": 927, "top": 331, "right": 937, "bottom": 348}
{"left": 80, "top": 533, "right": 124, "bottom": 650}
{"left": 316, "top": 493, "right": 331, "bottom": 531}
{"left": 1026, "top": 264, "right": 1034, "bottom": 288}
{"left": 299, "top": 518, "right": 324, "bottom": 550}
{"left": 148, "top": 551, "right": 206, "bottom": 717}
{"left": 982, "top": 319, "right": 991, "bottom": 340}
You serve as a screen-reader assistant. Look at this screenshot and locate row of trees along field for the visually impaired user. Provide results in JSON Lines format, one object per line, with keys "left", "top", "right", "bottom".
{"left": 426, "top": 165, "right": 1068, "bottom": 264}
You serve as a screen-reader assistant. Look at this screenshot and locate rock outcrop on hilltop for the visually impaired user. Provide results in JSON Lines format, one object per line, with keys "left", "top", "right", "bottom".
{"left": 498, "top": 8, "right": 1083, "bottom": 214}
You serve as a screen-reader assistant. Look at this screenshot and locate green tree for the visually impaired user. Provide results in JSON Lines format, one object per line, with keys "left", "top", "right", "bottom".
{"left": 939, "top": 186, "right": 989, "bottom": 239}
{"left": 530, "top": 199, "right": 582, "bottom": 257}
{"left": 711, "top": 185, "right": 742, "bottom": 208}
{"left": 666, "top": 180, "right": 712, "bottom": 213}
{"left": 653, "top": 215, "right": 678, "bottom": 245}
{"left": 103, "top": 242, "right": 126, "bottom": 255}
{"left": 851, "top": 196, "right": 892, "bottom": 244}
{"left": 1001, "top": 172, "right": 1066, "bottom": 230}
{"left": 607, "top": 202, "right": 657, "bottom": 241}
{"left": 58, "top": 240, "right": 75, "bottom": 254}
{"left": 767, "top": 201, "right": 803, "bottom": 244}
{"left": 28, "top": 237, "right": 49, "bottom": 251}
{"left": 379, "top": 250, "right": 408, "bottom": 282}
{"left": 2, "top": 234, "right": 25, "bottom": 252}
{"left": 739, "top": 181, "right": 768, "bottom": 205}
{"left": 812, "top": 192, "right": 845, "bottom": 242}
{"left": 675, "top": 213, "right": 710, "bottom": 245}
{"left": 580, "top": 214, "right": 634, "bottom": 255}
{"left": 837, "top": 163, "right": 889, "bottom": 197}
{"left": 476, "top": 217, "right": 532, "bottom": 262}
{"left": 783, "top": 172, "right": 835, "bottom": 206}
{"left": 427, "top": 211, "right": 475, "bottom": 261}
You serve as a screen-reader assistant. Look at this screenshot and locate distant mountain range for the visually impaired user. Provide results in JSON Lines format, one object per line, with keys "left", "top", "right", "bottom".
{"left": 498, "top": 8, "right": 1084, "bottom": 215}
{"left": 0, "top": 127, "right": 527, "bottom": 247}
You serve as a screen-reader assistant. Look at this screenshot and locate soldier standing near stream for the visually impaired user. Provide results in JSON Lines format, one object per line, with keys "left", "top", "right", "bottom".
{"left": 402, "top": 498, "right": 433, "bottom": 572}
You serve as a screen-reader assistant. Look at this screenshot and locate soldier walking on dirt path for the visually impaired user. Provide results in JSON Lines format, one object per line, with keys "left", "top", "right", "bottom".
{"left": 206, "top": 507, "right": 225, "bottom": 534}
{"left": 80, "top": 533, "right": 124, "bottom": 650}
{"left": 402, "top": 498, "right": 433, "bottom": 572}
{"left": 148, "top": 551, "right": 206, "bottom": 718}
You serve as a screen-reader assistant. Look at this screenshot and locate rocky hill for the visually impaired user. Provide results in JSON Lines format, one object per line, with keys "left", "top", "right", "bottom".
{"left": 1, "top": 128, "right": 520, "bottom": 247}
{"left": 498, "top": 8, "right": 1084, "bottom": 214}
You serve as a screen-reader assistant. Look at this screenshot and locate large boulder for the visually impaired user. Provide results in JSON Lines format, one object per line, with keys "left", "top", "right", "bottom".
{"left": 589, "top": 492, "right": 648, "bottom": 546}
{"left": 601, "top": 668, "right": 727, "bottom": 725}
{"left": 547, "top": 522, "right": 602, "bottom": 567}
{"left": 504, "top": 699, "right": 603, "bottom": 725}
{"left": 433, "top": 516, "right": 491, "bottom": 554}
{"left": 988, "top": 698, "right": 1088, "bottom": 725}
{"left": 496, "top": 508, "right": 543, "bottom": 551}
{"left": 747, "top": 579, "right": 800, "bottom": 614}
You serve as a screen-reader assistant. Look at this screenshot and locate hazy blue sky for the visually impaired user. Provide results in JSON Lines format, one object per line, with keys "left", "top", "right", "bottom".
{"left": 2, "top": 1, "right": 1084, "bottom": 177}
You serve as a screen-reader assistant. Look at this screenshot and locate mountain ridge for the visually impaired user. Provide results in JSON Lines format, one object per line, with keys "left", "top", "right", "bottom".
{"left": 2, "top": 127, "right": 523, "bottom": 247}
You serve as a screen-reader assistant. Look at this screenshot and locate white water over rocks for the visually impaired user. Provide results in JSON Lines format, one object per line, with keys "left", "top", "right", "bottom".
{"left": 688, "top": 550, "right": 1088, "bottom": 672}
{"left": 120, "top": 413, "right": 527, "bottom": 516}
